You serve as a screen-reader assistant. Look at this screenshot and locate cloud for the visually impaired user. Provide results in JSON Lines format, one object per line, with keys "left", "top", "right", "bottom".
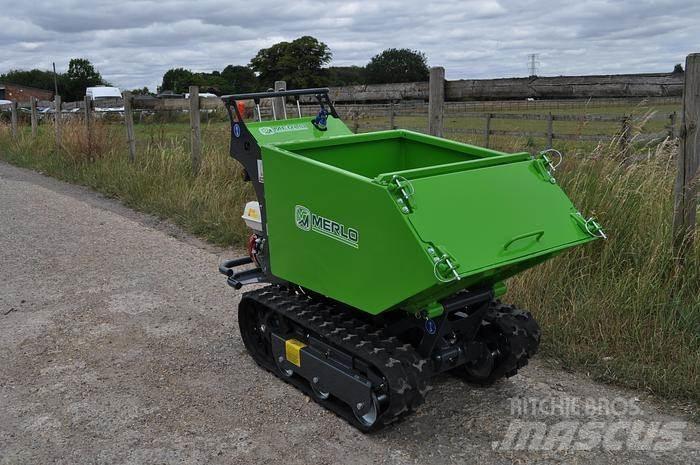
{"left": 0, "top": 0, "right": 697, "bottom": 91}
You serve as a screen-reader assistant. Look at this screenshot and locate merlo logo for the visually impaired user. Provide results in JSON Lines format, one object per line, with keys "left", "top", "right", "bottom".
{"left": 295, "top": 205, "right": 311, "bottom": 231}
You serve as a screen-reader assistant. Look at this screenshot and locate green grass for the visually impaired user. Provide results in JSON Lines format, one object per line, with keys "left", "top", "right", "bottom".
{"left": 0, "top": 111, "right": 697, "bottom": 408}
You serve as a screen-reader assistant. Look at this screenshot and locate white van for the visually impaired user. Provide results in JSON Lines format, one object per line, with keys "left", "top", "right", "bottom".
{"left": 184, "top": 92, "right": 218, "bottom": 99}
{"left": 86, "top": 86, "right": 122, "bottom": 100}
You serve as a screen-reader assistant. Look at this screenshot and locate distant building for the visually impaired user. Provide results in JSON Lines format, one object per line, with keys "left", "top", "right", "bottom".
{"left": 0, "top": 82, "right": 54, "bottom": 103}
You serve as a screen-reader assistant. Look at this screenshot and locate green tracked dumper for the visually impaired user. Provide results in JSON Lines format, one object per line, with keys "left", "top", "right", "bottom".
{"left": 218, "top": 88, "right": 605, "bottom": 431}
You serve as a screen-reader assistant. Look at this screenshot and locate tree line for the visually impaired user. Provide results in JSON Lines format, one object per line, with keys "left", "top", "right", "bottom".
{"left": 0, "top": 58, "right": 108, "bottom": 102}
{"left": 0, "top": 36, "right": 430, "bottom": 99}
{"left": 161, "top": 36, "right": 429, "bottom": 94}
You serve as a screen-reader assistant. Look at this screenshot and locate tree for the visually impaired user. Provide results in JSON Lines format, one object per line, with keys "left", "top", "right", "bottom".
{"left": 221, "top": 65, "right": 257, "bottom": 93}
{"left": 129, "top": 87, "right": 152, "bottom": 96}
{"left": 160, "top": 68, "right": 194, "bottom": 94}
{"left": 64, "top": 58, "right": 106, "bottom": 100}
{"left": 0, "top": 69, "right": 57, "bottom": 93}
{"left": 250, "top": 36, "right": 332, "bottom": 88}
{"left": 0, "top": 60, "right": 108, "bottom": 101}
{"left": 365, "top": 48, "right": 429, "bottom": 84}
{"left": 327, "top": 66, "right": 366, "bottom": 86}
{"left": 159, "top": 66, "right": 255, "bottom": 95}
{"left": 673, "top": 63, "right": 684, "bottom": 74}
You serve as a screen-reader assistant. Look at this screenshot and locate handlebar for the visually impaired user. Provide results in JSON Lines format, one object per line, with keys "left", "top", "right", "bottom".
{"left": 218, "top": 256, "right": 253, "bottom": 276}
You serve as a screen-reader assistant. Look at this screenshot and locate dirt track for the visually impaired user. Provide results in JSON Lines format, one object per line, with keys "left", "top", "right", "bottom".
{"left": 0, "top": 161, "right": 698, "bottom": 465}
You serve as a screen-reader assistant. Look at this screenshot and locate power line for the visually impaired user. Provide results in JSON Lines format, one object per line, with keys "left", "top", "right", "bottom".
{"left": 527, "top": 53, "right": 539, "bottom": 77}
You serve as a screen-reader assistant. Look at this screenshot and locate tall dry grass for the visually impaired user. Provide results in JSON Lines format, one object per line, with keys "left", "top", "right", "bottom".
{"left": 509, "top": 139, "right": 699, "bottom": 402}
{"left": 0, "top": 120, "right": 252, "bottom": 245}
{"left": 0, "top": 119, "right": 697, "bottom": 405}
{"left": 59, "top": 119, "right": 115, "bottom": 162}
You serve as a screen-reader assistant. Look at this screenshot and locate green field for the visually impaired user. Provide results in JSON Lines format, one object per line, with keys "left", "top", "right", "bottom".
{"left": 354, "top": 101, "right": 680, "bottom": 152}
{"left": 0, "top": 101, "right": 697, "bottom": 410}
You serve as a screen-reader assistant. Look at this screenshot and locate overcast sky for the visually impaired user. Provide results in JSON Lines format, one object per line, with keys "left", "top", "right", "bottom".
{"left": 1, "top": 0, "right": 698, "bottom": 91}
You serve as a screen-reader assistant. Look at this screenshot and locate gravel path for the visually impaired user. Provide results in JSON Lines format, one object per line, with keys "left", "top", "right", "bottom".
{"left": 0, "top": 161, "right": 698, "bottom": 465}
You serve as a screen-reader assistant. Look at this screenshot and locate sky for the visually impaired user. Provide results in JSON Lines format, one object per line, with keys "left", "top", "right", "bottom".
{"left": 1, "top": 0, "right": 698, "bottom": 91}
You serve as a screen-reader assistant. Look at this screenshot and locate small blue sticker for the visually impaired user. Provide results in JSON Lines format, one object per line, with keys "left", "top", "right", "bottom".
{"left": 425, "top": 319, "right": 437, "bottom": 335}
{"left": 233, "top": 123, "right": 241, "bottom": 138}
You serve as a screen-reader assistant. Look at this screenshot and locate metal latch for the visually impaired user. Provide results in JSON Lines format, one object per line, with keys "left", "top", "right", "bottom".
{"left": 427, "top": 245, "right": 461, "bottom": 283}
{"left": 387, "top": 175, "right": 415, "bottom": 214}
{"left": 571, "top": 212, "right": 607, "bottom": 239}
{"left": 534, "top": 149, "right": 563, "bottom": 184}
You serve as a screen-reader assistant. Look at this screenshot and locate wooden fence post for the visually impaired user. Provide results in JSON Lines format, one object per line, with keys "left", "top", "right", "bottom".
{"left": 10, "top": 101, "right": 18, "bottom": 139}
{"left": 273, "top": 81, "right": 286, "bottom": 119}
{"left": 673, "top": 53, "right": 700, "bottom": 255}
{"left": 54, "top": 95, "right": 61, "bottom": 149}
{"left": 389, "top": 100, "right": 396, "bottom": 130}
{"left": 484, "top": 113, "right": 491, "bottom": 148}
{"left": 546, "top": 112, "right": 553, "bottom": 149}
{"left": 30, "top": 97, "right": 38, "bottom": 139}
{"left": 428, "top": 66, "right": 444, "bottom": 137}
{"left": 84, "top": 95, "right": 93, "bottom": 159}
{"left": 123, "top": 92, "right": 136, "bottom": 162}
{"left": 668, "top": 112, "right": 676, "bottom": 139}
{"left": 619, "top": 115, "right": 631, "bottom": 152}
{"left": 189, "top": 86, "right": 201, "bottom": 175}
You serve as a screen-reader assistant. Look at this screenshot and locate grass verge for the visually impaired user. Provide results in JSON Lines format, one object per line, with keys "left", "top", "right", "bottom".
{"left": 0, "top": 121, "right": 252, "bottom": 245}
{"left": 0, "top": 119, "right": 697, "bottom": 407}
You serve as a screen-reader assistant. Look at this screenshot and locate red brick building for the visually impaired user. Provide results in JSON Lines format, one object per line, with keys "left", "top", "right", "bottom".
{"left": 0, "top": 83, "right": 53, "bottom": 102}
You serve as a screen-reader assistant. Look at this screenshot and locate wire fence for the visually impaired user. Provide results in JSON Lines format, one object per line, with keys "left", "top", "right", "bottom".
{"left": 0, "top": 91, "right": 681, "bottom": 164}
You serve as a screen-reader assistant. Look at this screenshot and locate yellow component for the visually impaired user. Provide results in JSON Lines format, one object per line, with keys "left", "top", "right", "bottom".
{"left": 248, "top": 208, "right": 259, "bottom": 219}
{"left": 285, "top": 339, "right": 306, "bottom": 367}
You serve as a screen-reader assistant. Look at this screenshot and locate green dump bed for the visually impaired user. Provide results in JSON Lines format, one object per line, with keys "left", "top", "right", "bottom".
{"left": 261, "top": 130, "right": 599, "bottom": 315}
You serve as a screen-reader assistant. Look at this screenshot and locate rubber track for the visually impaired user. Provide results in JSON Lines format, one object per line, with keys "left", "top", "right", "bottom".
{"left": 240, "top": 286, "right": 431, "bottom": 431}
{"left": 455, "top": 301, "right": 541, "bottom": 385}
